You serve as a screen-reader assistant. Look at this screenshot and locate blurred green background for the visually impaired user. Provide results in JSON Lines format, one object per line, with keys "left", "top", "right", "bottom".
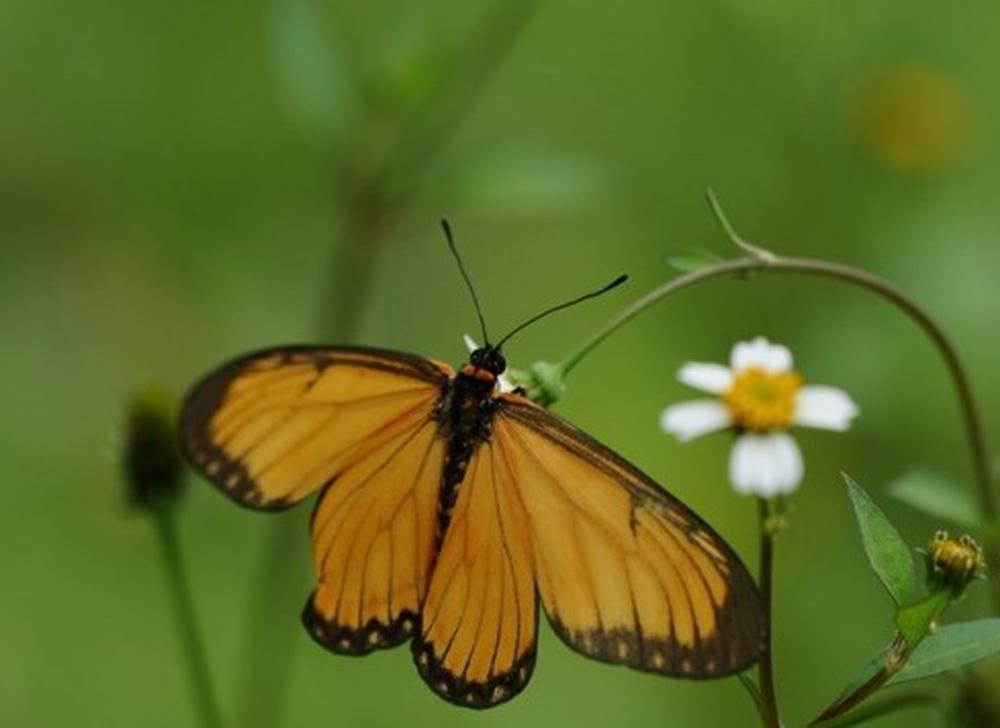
{"left": 4, "top": 0, "right": 1000, "bottom": 726}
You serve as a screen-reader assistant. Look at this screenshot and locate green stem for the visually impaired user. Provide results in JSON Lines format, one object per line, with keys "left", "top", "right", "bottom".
{"left": 154, "top": 508, "right": 224, "bottom": 728}
{"left": 562, "top": 229, "right": 998, "bottom": 609}
{"left": 818, "top": 692, "right": 942, "bottom": 728}
{"left": 739, "top": 672, "right": 765, "bottom": 713}
{"left": 813, "top": 590, "right": 954, "bottom": 724}
{"left": 235, "top": 241, "right": 379, "bottom": 728}
{"left": 757, "top": 498, "right": 781, "bottom": 728}
{"left": 810, "top": 634, "right": 911, "bottom": 725}
{"left": 811, "top": 665, "right": 897, "bottom": 726}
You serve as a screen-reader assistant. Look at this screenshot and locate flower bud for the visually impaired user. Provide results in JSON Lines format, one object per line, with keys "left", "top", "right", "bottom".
{"left": 507, "top": 360, "right": 567, "bottom": 408}
{"left": 925, "top": 530, "right": 984, "bottom": 596}
{"left": 123, "top": 385, "right": 184, "bottom": 510}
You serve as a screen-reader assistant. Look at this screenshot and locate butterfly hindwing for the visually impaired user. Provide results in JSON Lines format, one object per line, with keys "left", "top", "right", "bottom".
{"left": 494, "top": 394, "right": 767, "bottom": 678}
{"left": 179, "top": 345, "right": 451, "bottom": 510}
{"left": 412, "top": 439, "right": 537, "bottom": 708}
{"left": 303, "top": 412, "right": 446, "bottom": 654}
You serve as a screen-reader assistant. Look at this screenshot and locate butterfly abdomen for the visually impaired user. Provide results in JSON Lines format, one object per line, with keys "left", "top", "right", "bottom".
{"left": 434, "top": 370, "right": 499, "bottom": 544}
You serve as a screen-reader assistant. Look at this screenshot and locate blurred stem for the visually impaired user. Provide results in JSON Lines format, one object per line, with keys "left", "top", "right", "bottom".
{"left": 235, "top": 233, "right": 378, "bottom": 728}
{"left": 235, "top": 5, "right": 542, "bottom": 723}
{"left": 757, "top": 498, "right": 780, "bottom": 728}
{"left": 561, "top": 195, "right": 999, "bottom": 609}
{"left": 376, "top": 0, "right": 543, "bottom": 205}
{"left": 154, "top": 507, "right": 223, "bottom": 728}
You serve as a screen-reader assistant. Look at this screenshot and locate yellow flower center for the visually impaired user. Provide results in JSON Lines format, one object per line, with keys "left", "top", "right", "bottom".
{"left": 722, "top": 367, "right": 802, "bottom": 432}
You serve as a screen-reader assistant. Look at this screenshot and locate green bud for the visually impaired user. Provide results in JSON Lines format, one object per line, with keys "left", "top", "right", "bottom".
{"left": 507, "top": 360, "right": 567, "bottom": 409}
{"left": 123, "top": 385, "right": 185, "bottom": 511}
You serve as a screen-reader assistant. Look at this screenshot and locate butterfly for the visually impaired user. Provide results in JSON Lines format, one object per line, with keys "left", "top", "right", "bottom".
{"left": 178, "top": 222, "right": 766, "bottom": 709}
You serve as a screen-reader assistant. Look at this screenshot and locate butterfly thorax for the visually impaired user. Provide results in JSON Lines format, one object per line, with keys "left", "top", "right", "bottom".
{"left": 432, "top": 362, "right": 501, "bottom": 544}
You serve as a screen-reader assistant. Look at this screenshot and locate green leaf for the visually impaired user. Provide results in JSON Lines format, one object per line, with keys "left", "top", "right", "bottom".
{"left": 845, "top": 473, "right": 917, "bottom": 605}
{"left": 887, "top": 469, "right": 983, "bottom": 528}
{"left": 892, "top": 619, "right": 1000, "bottom": 683}
{"left": 270, "top": 0, "right": 358, "bottom": 144}
{"left": 439, "top": 145, "right": 612, "bottom": 214}
{"left": 665, "top": 250, "right": 724, "bottom": 272}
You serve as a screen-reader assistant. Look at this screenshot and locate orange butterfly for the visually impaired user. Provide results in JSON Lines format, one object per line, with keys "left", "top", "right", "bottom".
{"left": 179, "top": 222, "right": 766, "bottom": 708}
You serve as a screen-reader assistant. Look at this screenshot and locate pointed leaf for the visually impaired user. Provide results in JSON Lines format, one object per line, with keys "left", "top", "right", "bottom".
{"left": 887, "top": 469, "right": 982, "bottom": 528}
{"left": 845, "top": 473, "right": 917, "bottom": 605}
{"left": 891, "top": 619, "right": 1000, "bottom": 683}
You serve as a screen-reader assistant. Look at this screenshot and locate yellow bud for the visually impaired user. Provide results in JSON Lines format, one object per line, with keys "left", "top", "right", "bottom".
{"left": 925, "top": 530, "right": 985, "bottom": 595}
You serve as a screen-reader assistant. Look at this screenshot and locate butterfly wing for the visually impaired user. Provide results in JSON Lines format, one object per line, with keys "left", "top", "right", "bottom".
{"left": 412, "top": 437, "right": 537, "bottom": 708}
{"left": 493, "top": 393, "right": 766, "bottom": 678}
{"left": 179, "top": 345, "right": 451, "bottom": 510}
{"left": 304, "top": 409, "right": 447, "bottom": 653}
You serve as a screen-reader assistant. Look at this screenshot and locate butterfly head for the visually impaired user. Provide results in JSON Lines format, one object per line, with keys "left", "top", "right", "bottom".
{"left": 469, "top": 346, "right": 507, "bottom": 376}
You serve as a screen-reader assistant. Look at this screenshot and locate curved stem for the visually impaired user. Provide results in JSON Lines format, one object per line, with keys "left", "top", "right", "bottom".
{"left": 562, "top": 251, "right": 998, "bottom": 607}
{"left": 155, "top": 509, "right": 224, "bottom": 728}
{"left": 757, "top": 498, "right": 780, "bottom": 728}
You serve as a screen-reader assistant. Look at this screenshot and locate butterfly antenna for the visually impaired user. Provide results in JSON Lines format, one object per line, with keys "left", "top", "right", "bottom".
{"left": 496, "top": 274, "right": 628, "bottom": 349}
{"left": 441, "top": 219, "right": 490, "bottom": 345}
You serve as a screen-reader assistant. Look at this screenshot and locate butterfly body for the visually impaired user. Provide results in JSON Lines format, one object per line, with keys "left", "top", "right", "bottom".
{"left": 433, "top": 357, "right": 503, "bottom": 541}
{"left": 180, "top": 344, "right": 766, "bottom": 709}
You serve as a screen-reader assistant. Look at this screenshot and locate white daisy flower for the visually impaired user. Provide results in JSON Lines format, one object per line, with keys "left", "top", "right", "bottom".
{"left": 463, "top": 335, "right": 516, "bottom": 393}
{"left": 660, "top": 336, "right": 858, "bottom": 497}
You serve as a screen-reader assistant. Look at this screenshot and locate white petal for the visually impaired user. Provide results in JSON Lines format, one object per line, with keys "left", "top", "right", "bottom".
{"left": 729, "top": 433, "right": 804, "bottom": 497}
{"left": 463, "top": 334, "right": 479, "bottom": 353}
{"left": 678, "top": 362, "right": 734, "bottom": 394}
{"left": 731, "top": 336, "right": 793, "bottom": 373}
{"left": 660, "top": 400, "right": 732, "bottom": 442}
{"left": 794, "top": 385, "right": 859, "bottom": 431}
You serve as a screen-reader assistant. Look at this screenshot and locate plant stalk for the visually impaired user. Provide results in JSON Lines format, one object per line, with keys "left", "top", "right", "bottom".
{"left": 757, "top": 498, "right": 781, "bottom": 728}
{"left": 155, "top": 508, "right": 224, "bottom": 728}
{"left": 235, "top": 4, "right": 543, "bottom": 725}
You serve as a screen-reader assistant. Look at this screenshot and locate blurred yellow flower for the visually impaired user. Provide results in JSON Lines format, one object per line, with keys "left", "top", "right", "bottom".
{"left": 848, "top": 63, "right": 972, "bottom": 176}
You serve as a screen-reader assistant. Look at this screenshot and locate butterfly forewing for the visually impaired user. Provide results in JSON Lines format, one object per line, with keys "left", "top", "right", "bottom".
{"left": 179, "top": 346, "right": 451, "bottom": 510}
